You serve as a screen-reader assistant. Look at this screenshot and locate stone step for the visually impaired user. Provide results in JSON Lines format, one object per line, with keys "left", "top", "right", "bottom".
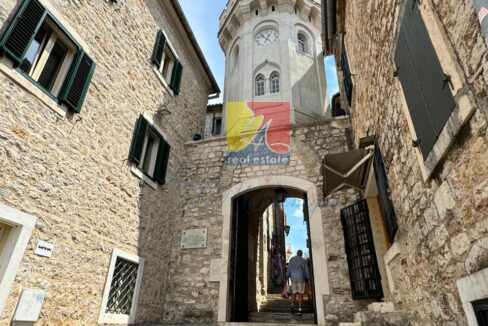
{"left": 260, "top": 306, "right": 314, "bottom": 313}
{"left": 367, "top": 302, "right": 395, "bottom": 313}
{"left": 338, "top": 323, "right": 361, "bottom": 326}
{"left": 248, "top": 312, "right": 315, "bottom": 324}
{"left": 354, "top": 311, "right": 408, "bottom": 326}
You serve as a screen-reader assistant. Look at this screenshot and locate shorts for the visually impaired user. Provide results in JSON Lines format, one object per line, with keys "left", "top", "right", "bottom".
{"left": 291, "top": 282, "right": 305, "bottom": 294}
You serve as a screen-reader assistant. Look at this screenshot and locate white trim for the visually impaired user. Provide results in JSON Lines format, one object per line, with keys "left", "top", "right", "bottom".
{"left": 0, "top": 203, "right": 37, "bottom": 316}
{"left": 213, "top": 176, "right": 330, "bottom": 325}
{"left": 457, "top": 267, "right": 488, "bottom": 326}
{"left": 0, "top": 59, "right": 67, "bottom": 117}
{"left": 98, "top": 248, "right": 145, "bottom": 324}
{"left": 130, "top": 165, "right": 158, "bottom": 190}
{"left": 384, "top": 242, "right": 401, "bottom": 295}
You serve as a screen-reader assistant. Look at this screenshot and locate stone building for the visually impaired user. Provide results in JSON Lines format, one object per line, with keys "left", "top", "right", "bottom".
{"left": 322, "top": 0, "right": 488, "bottom": 324}
{"left": 0, "top": 0, "right": 219, "bottom": 324}
{"left": 219, "top": 0, "right": 330, "bottom": 125}
{"left": 0, "top": 0, "right": 487, "bottom": 325}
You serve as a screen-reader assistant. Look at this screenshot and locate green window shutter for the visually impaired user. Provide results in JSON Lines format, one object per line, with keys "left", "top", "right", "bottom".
{"left": 0, "top": 0, "right": 47, "bottom": 66}
{"left": 59, "top": 51, "right": 96, "bottom": 113}
{"left": 151, "top": 30, "right": 166, "bottom": 69}
{"left": 153, "top": 138, "right": 171, "bottom": 184}
{"left": 128, "top": 115, "right": 148, "bottom": 165}
{"left": 169, "top": 60, "right": 183, "bottom": 95}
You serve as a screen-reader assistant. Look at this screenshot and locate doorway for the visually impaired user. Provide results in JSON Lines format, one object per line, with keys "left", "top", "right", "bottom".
{"left": 228, "top": 187, "right": 316, "bottom": 323}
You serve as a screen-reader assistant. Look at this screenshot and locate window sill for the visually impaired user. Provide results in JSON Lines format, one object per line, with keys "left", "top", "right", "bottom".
{"left": 296, "top": 49, "right": 312, "bottom": 58}
{"left": 153, "top": 66, "right": 174, "bottom": 97}
{"left": 130, "top": 165, "right": 158, "bottom": 190}
{"left": 0, "top": 59, "right": 67, "bottom": 118}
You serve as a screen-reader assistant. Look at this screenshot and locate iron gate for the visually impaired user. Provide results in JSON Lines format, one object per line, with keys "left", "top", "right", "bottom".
{"left": 340, "top": 200, "right": 383, "bottom": 300}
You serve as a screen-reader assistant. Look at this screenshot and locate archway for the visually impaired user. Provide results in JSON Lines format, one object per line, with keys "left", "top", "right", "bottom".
{"left": 216, "top": 176, "right": 330, "bottom": 325}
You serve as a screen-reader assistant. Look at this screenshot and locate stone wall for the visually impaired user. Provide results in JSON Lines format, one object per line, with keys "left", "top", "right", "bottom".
{"left": 160, "top": 118, "right": 370, "bottom": 324}
{"left": 0, "top": 0, "right": 211, "bottom": 323}
{"left": 339, "top": 0, "right": 488, "bottom": 324}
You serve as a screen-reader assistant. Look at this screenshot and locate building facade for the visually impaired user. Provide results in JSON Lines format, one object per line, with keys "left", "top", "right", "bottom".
{"left": 0, "top": 0, "right": 487, "bottom": 325}
{"left": 323, "top": 0, "right": 488, "bottom": 324}
{"left": 0, "top": 0, "right": 218, "bottom": 324}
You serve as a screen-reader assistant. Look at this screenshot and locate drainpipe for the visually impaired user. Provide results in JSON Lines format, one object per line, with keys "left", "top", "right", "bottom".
{"left": 474, "top": 0, "right": 488, "bottom": 47}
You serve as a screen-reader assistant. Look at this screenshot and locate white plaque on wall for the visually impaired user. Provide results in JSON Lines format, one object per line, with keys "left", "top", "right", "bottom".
{"left": 181, "top": 228, "right": 207, "bottom": 249}
{"left": 34, "top": 240, "right": 54, "bottom": 257}
{"left": 12, "top": 288, "right": 45, "bottom": 321}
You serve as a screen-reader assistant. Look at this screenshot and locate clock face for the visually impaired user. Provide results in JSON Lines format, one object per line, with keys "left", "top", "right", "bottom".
{"left": 254, "top": 29, "right": 279, "bottom": 47}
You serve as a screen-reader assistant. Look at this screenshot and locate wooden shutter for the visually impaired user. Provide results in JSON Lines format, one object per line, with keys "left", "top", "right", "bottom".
{"left": 59, "top": 51, "right": 96, "bottom": 113}
{"left": 151, "top": 30, "right": 166, "bottom": 69}
{"left": 153, "top": 138, "right": 170, "bottom": 184}
{"left": 341, "top": 200, "right": 383, "bottom": 300}
{"left": 395, "top": 0, "right": 456, "bottom": 158}
{"left": 341, "top": 39, "right": 353, "bottom": 106}
{"left": 128, "top": 115, "right": 148, "bottom": 165}
{"left": 373, "top": 139, "right": 398, "bottom": 243}
{"left": 0, "top": 0, "right": 47, "bottom": 66}
{"left": 170, "top": 60, "right": 183, "bottom": 95}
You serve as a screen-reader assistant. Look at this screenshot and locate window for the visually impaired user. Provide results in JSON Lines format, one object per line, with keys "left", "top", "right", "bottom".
{"left": 272, "top": 6, "right": 275, "bottom": 11}
{"left": 255, "top": 9, "right": 259, "bottom": 16}
{"left": 212, "top": 116, "right": 222, "bottom": 135}
{"left": 0, "top": 203, "right": 36, "bottom": 315}
{"left": 340, "top": 200, "right": 383, "bottom": 300}
{"left": 128, "top": 115, "right": 171, "bottom": 184}
{"left": 341, "top": 38, "right": 353, "bottom": 107}
{"left": 98, "top": 249, "right": 144, "bottom": 324}
{"left": 394, "top": 0, "right": 455, "bottom": 158}
{"left": 297, "top": 34, "right": 307, "bottom": 53}
{"left": 0, "top": 0, "right": 96, "bottom": 113}
{"left": 152, "top": 30, "right": 183, "bottom": 95}
{"left": 373, "top": 138, "right": 397, "bottom": 243}
{"left": 255, "top": 74, "right": 265, "bottom": 96}
{"left": 270, "top": 71, "right": 280, "bottom": 94}
{"left": 473, "top": 299, "right": 488, "bottom": 326}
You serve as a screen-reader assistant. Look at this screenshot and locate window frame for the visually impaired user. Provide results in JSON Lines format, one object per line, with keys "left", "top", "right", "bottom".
{"left": 212, "top": 116, "right": 222, "bottom": 136}
{"left": 0, "top": 203, "right": 37, "bottom": 316}
{"left": 297, "top": 33, "right": 307, "bottom": 53}
{"left": 20, "top": 18, "right": 77, "bottom": 98}
{"left": 0, "top": 0, "right": 95, "bottom": 114}
{"left": 98, "top": 248, "right": 145, "bottom": 325}
{"left": 255, "top": 74, "right": 265, "bottom": 96}
{"left": 152, "top": 29, "right": 182, "bottom": 96}
{"left": 391, "top": 0, "right": 476, "bottom": 180}
{"left": 270, "top": 71, "right": 280, "bottom": 94}
{"left": 128, "top": 113, "right": 171, "bottom": 189}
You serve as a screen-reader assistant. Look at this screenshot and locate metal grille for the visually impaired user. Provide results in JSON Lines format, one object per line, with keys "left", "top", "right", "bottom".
{"left": 106, "top": 257, "right": 139, "bottom": 315}
{"left": 341, "top": 200, "right": 383, "bottom": 300}
{"left": 474, "top": 299, "right": 488, "bottom": 326}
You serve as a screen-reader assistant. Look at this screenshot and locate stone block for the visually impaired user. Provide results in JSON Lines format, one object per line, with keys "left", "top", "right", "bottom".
{"left": 367, "top": 302, "right": 395, "bottom": 313}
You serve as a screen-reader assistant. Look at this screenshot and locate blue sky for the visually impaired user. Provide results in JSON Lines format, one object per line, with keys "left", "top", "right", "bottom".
{"left": 284, "top": 198, "right": 309, "bottom": 260}
{"left": 179, "top": 1, "right": 339, "bottom": 105}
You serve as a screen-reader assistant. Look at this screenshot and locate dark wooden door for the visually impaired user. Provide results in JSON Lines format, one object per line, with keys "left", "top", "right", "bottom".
{"left": 340, "top": 200, "right": 383, "bottom": 300}
{"left": 229, "top": 195, "right": 248, "bottom": 322}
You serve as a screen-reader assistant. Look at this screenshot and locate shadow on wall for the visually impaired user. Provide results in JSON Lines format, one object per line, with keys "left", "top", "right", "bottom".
{"left": 291, "top": 61, "right": 322, "bottom": 117}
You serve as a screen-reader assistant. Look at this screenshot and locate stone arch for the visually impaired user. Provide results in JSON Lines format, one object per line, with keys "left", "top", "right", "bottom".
{"left": 294, "top": 22, "right": 317, "bottom": 55}
{"left": 252, "top": 19, "right": 279, "bottom": 36}
{"left": 216, "top": 175, "right": 330, "bottom": 325}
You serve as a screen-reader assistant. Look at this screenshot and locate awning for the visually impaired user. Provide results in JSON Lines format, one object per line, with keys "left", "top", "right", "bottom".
{"left": 323, "top": 148, "right": 373, "bottom": 198}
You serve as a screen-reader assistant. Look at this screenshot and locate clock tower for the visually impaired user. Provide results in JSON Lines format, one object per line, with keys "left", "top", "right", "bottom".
{"left": 218, "top": 0, "right": 328, "bottom": 126}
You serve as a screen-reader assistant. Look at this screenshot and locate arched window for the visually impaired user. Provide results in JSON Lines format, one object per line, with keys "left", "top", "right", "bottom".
{"left": 255, "top": 74, "right": 265, "bottom": 96}
{"left": 297, "top": 33, "right": 307, "bottom": 53}
{"left": 270, "top": 71, "right": 280, "bottom": 94}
